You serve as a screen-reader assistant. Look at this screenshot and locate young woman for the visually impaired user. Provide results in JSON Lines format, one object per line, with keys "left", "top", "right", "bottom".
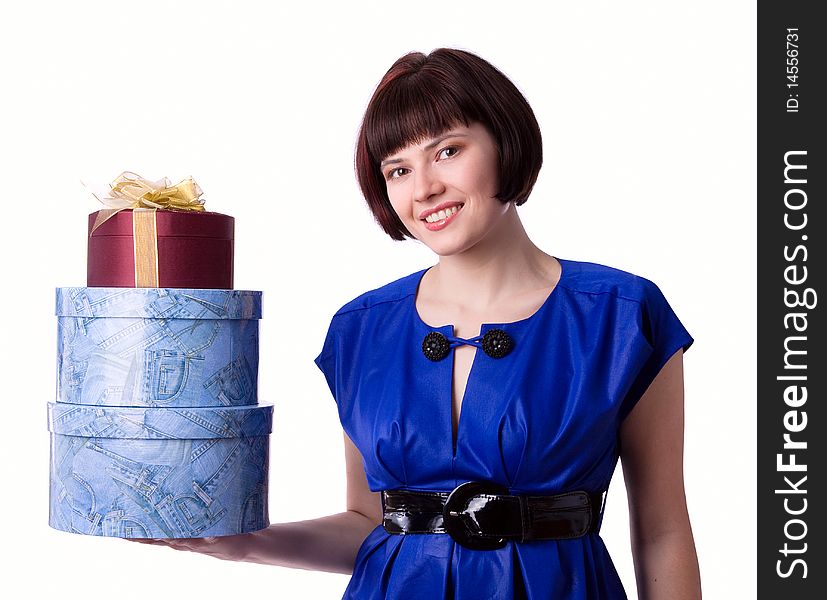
{"left": 132, "top": 48, "right": 702, "bottom": 600}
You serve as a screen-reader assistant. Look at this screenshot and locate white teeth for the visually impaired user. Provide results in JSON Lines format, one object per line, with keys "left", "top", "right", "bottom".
{"left": 425, "top": 204, "right": 462, "bottom": 223}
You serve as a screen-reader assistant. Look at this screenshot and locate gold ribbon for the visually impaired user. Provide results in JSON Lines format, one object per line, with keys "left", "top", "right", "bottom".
{"left": 88, "top": 171, "right": 206, "bottom": 287}
{"left": 132, "top": 208, "right": 160, "bottom": 287}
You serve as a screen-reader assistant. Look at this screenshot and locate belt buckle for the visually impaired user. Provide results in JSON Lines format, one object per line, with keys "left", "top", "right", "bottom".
{"left": 442, "top": 480, "right": 510, "bottom": 550}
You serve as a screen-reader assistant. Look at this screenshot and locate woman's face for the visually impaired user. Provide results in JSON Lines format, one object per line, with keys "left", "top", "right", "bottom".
{"left": 380, "top": 121, "right": 509, "bottom": 256}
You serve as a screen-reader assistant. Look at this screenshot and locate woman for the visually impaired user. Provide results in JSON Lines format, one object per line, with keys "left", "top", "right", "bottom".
{"left": 132, "top": 48, "right": 702, "bottom": 600}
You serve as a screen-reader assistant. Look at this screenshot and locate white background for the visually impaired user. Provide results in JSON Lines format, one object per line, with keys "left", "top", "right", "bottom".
{"left": 0, "top": 1, "right": 755, "bottom": 598}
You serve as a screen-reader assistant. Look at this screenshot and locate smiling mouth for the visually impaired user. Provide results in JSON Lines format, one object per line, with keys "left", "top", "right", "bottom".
{"left": 422, "top": 203, "right": 464, "bottom": 223}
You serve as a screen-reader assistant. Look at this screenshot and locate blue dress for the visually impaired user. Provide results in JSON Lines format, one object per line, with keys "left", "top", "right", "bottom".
{"left": 314, "top": 257, "right": 694, "bottom": 599}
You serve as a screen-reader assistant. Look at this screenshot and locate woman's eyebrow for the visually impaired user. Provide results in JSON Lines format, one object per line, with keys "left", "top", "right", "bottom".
{"left": 380, "top": 132, "right": 469, "bottom": 168}
{"left": 423, "top": 131, "right": 468, "bottom": 151}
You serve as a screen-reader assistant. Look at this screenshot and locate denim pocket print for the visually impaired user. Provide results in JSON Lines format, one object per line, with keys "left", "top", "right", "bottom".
{"left": 204, "top": 356, "right": 255, "bottom": 406}
{"left": 143, "top": 350, "right": 205, "bottom": 406}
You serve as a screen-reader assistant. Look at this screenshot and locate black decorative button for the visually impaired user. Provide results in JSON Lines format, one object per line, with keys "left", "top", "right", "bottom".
{"left": 481, "top": 328, "right": 513, "bottom": 358}
{"left": 422, "top": 331, "right": 451, "bottom": 361}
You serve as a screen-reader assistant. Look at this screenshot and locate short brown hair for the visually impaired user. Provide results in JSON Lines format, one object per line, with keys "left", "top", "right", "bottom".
{"left": 355, "top": 48, "right": 543, "bottom": 241}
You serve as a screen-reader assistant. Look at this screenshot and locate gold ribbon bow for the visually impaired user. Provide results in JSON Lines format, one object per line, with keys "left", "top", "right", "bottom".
{"left": 88, "top": 171, "right": 207, "bottom": 287}
{"left": 90, "top": 171, "right": 206, "bottom": 232}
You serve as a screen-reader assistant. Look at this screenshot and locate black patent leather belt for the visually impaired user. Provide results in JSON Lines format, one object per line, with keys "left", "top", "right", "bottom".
{"left": 381, "top": 481, "right": 606, "bottom": 550}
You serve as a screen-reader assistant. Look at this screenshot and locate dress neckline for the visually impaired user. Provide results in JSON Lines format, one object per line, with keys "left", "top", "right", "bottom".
{"left": 411, "top": 256, "right": 569, "bottom": 331}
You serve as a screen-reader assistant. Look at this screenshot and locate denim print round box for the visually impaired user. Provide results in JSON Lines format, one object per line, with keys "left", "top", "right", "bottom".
{"left": 56, "top": 288, "right": 261, "bottom": 407}
{"left": 47, "top": 402, "right": 272, "bottom": 537}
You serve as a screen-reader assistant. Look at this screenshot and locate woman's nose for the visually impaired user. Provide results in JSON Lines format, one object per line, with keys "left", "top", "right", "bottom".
{"left": 412, "top": 167, "right": 445, "bottom": 204}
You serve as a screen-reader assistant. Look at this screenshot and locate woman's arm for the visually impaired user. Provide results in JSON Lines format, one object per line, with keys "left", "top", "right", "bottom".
{"left": 619, "top": 349, "right": 702, "bottom": 599}
{"left": 130, "top": 431, "right": 383, "bottom": 575}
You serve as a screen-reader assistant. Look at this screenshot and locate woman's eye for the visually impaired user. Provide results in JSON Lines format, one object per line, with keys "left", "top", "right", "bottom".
{"left": 438, "top": 146, "right": 459, "bottom": 160}
{"left": 387, "top": 167, "right": 409, "bottom": 180}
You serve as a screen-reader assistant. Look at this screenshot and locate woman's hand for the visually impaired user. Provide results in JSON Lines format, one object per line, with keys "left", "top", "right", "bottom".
{"left": 124, "top": 535, "right": 247, "bottom": 562}
{"left": 120, "top": 512, "right": 376, "bottom": 573}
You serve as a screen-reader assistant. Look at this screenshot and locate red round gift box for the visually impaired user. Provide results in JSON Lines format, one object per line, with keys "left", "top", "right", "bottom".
{"left": 87, "top": 209, "right": 234, "bottom": 289}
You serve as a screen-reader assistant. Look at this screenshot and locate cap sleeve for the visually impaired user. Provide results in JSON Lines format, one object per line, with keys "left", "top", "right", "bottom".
{"left": 618, "top": 278, "right": 694, "bottom": 422}
{"left": 314, "top": 315, "right": 340, "bottom": 406}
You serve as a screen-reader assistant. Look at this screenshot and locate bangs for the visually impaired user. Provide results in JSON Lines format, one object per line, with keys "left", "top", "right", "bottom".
{"left": 365, "top": 74, "right": 479, "bottom": 163}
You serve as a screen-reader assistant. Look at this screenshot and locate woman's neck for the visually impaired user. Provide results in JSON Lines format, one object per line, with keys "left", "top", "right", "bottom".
{"left": 427, "top": 205, "right": 560, "bottom": 312}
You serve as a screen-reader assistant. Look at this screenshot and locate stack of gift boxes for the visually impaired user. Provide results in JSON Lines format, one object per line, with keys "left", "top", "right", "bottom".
{"left": 47, "top": 188, "right": 272, "bottom": 539}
